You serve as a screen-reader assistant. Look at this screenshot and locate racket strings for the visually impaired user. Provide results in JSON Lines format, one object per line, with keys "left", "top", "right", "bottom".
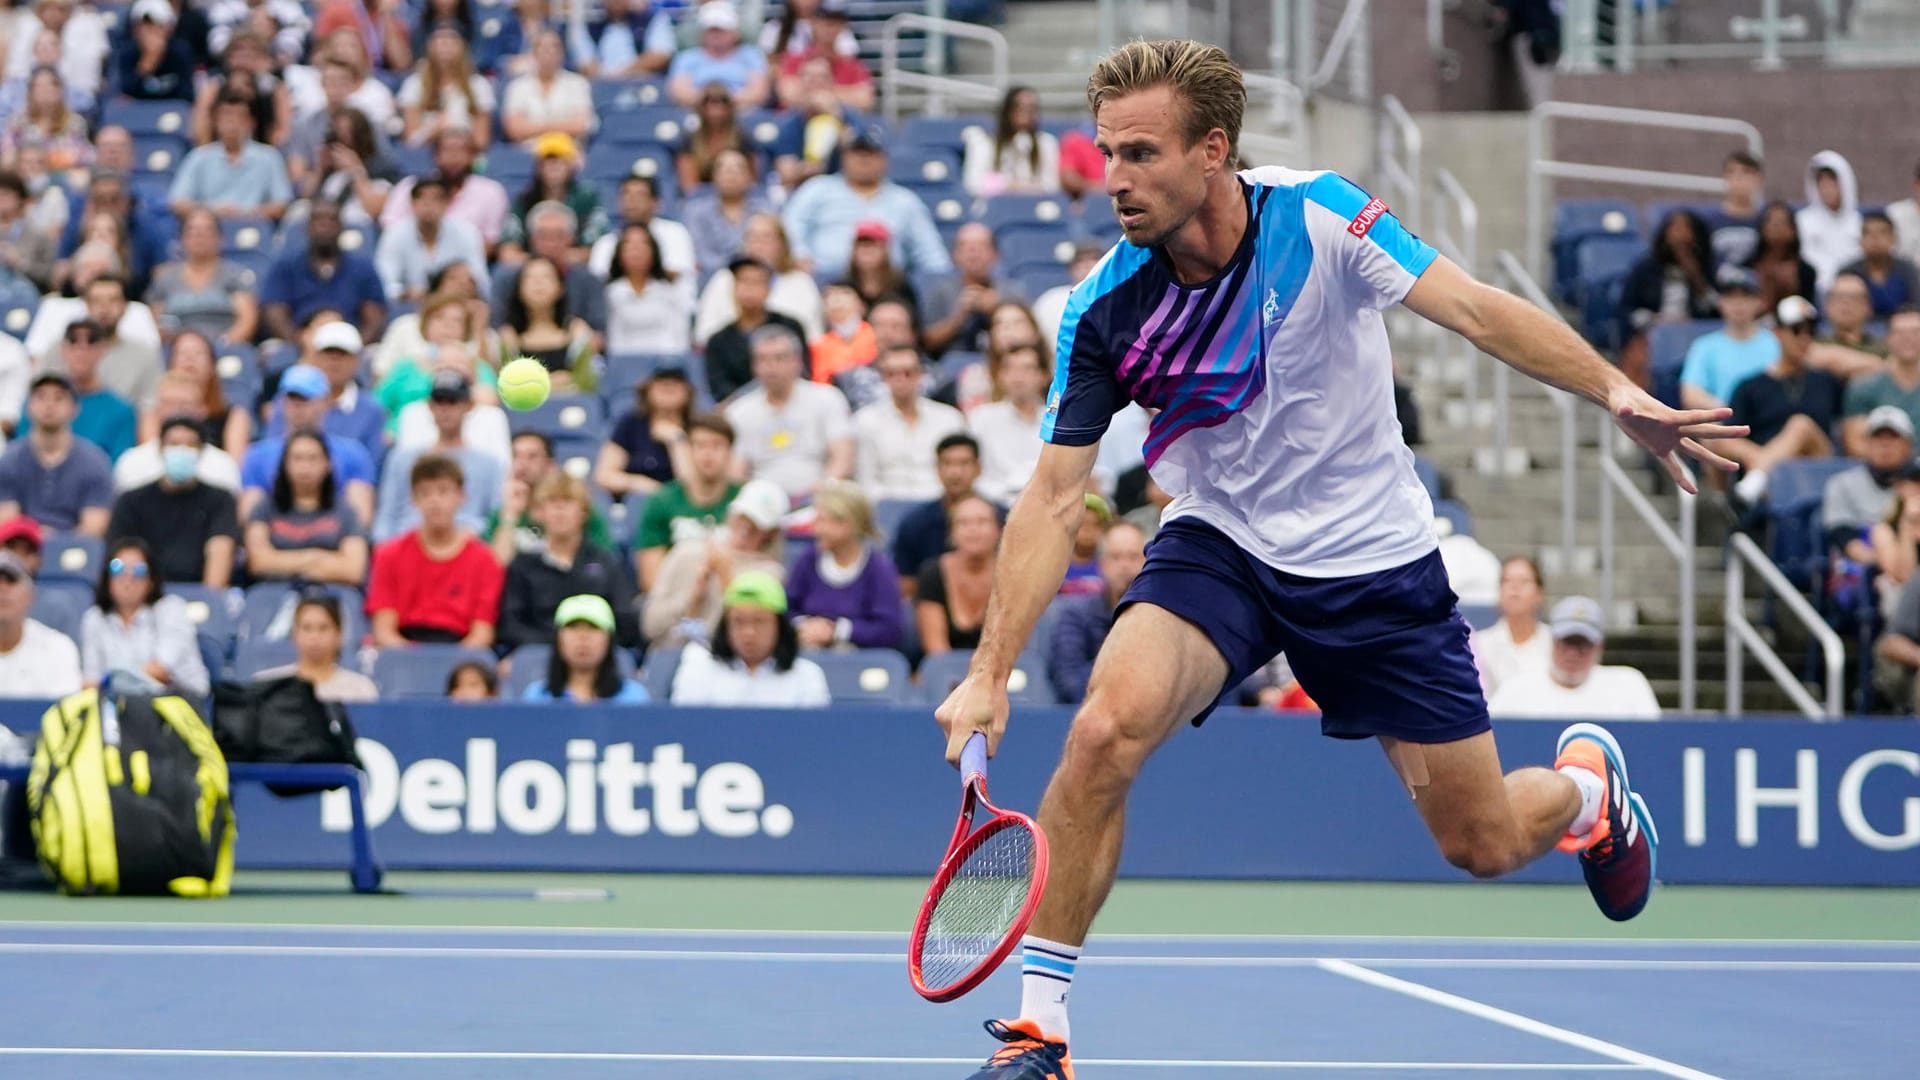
{"left": 920, "top": 824, "right": 1039, "bottom": 990}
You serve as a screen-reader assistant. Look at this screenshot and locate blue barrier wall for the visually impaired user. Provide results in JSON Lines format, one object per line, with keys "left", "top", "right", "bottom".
{"left": 4, "top": 702, "right": 1918, "bottom": 885}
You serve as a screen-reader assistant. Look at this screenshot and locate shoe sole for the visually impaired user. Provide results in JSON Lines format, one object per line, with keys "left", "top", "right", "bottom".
{"left": 1560, "top": 723, "right": 1661, "bottom": 909}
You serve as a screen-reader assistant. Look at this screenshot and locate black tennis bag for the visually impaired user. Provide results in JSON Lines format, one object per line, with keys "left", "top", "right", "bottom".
{"left": 28, "top": 688, "right": 235, "bottom": 897}
{"left": 212, "top": 676, "right": 361, "bottom": 794}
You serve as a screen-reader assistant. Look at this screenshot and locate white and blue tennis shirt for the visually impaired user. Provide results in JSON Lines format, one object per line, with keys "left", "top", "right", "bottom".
{"left": 1044, "top": 167, "right": 1443, "bottom": 578}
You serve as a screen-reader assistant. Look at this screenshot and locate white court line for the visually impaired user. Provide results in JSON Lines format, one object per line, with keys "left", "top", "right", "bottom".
{"left": 0, "top": 1048, "right": 1643, "bottom": 1070}
{"left": 2, "top": 941, "right": 1917, "bottom": 973}
{"left": 0, "top": 919, "right": 1914, "bottom": 949}
{"left": 1318, "top": 959, "right": 1725, "bottom": 1080}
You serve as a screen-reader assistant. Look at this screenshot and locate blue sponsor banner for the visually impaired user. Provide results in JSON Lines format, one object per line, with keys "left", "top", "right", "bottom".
{"left": 3, "top": 702, "right": 1918, "bottom": 884}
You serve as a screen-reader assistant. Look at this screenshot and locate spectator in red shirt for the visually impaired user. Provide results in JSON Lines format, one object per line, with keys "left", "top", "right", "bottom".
{"left": 365, "top": 453, "right": 503, "bottom": 648}
{"left": 1056, "top": 125, "right": 1106, "bottom": 201}
{"left": 774, "top": 0, "right": 871, "bottom": 112}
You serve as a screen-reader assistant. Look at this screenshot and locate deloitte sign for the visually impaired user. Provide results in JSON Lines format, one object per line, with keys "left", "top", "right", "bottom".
{"left": 320, "top": 738, "right": 795, "bottom": 840}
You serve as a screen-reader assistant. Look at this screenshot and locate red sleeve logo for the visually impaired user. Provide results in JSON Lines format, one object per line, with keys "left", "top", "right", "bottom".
{"left": 1348, "top": 197, "right": 1389, "bottom": 238}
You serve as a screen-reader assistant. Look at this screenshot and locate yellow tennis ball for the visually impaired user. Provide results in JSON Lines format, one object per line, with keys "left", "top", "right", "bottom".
{"left": 498, "top": 357, "right": 551, "bottom": 411}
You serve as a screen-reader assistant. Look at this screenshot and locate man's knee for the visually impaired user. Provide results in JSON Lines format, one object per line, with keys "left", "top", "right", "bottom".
{"left": 1438, "top": 829, "right": 1523, "bottom": 880}
{"left": 1058, "top": 699, "right": 1159, "bottom": 791}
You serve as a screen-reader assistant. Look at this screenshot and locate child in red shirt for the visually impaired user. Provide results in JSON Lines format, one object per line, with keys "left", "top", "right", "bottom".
{"left": 366, "top": 454, "right": 504, "bottom": 648}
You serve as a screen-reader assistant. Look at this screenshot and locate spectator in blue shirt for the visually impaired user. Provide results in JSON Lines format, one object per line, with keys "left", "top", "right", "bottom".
{"left": 239, "top": 363, "right": 377, "bottom": 527}
{"left": 168, "top": 90, "right": 293, "bottom": 221}
{"left": 781, "top": 121, "right": 953, "bottom": 279}
{"left": 0, "top": 373, "right": 116, "bottom": 535}
{"left": 371, "top": 369, "right": 503, "bottom": 542}
{"left": 1679, "top": 266, "right": 1779, "bottom": 411}
{"left": 263, "top": 320, "right": 388, "bottom": 469}
{"left": 1839, "top": 212, "right": 1920, "bottom": 320}
{"left": 667, "top": 2, "right": 769, "bottom": 108}
{"left": 57, "top": 168, "right": 172, "bottom": 297}
{"left": 1047, "top": 521, "right": 1147, "bottom": 703}
{"left": 571, "top": 0, "right": 675, "bottom": 77}
{"left": 522, "top": 594, "right": 650, "bottom": 703}
{"left": 260, "top": 198, "right": 387, "bottom": 343}
{"left": 115, "top": 0, "right": 196, "bottom": 101}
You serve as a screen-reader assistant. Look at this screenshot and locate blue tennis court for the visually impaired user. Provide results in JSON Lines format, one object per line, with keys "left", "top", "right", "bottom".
{"left": 0, "top": 921, "right": 1910, "bottom": 1078}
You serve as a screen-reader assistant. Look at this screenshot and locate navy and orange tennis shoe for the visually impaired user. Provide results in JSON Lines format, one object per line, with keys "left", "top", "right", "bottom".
{"left": 964, "top": 1019, "right": 1073, "bottom": 1079}
{"left": 1555, "top": 722, "right": 1658, "bottom": 922}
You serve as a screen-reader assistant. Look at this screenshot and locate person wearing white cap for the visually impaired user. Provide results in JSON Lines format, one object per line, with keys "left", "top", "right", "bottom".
{"left": 1724, "top": 294, "right": 1842, "bottom": 506}
{"left": 1823, "top": 406, "right": 1915, "bottom": 559}
{"left": 641, "top": 477, "right": 788, "bottom": 650}
{"left": 1841, "top": 306, "right": 1920, "bottom": 457}
{"left": 1487, "top": 597, "right": 1660, "bottom": 720}
{"left": 667, "top": 0, "right": 770, "bottom": 109}
{"left": 117, "top": 0, "right": 195, "bottom": 102}
{"left": 262, "top": 319, "right": 388, "bottom": 468}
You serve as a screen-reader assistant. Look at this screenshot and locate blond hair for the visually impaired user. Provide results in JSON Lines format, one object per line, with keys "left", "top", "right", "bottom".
{"left": 1086, "top": 40, "right": 1245, "bottom": 162}
{"left": 533, "top": 470, "right": 592, "bottom": 513}
{"left": 812, "top": 481, "right": 878, "bottom": 540}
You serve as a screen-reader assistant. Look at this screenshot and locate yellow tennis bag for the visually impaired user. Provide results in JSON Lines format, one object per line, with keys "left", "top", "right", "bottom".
{"left": 27, "top": 687, "right": 235, "bottom": 897}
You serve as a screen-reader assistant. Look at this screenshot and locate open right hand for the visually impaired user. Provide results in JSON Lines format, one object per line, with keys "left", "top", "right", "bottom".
{"left": 934, "top": 670, "right": 1010, "bottom": 766}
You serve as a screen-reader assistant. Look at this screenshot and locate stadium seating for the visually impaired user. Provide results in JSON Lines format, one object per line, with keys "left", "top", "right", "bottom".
{"left": 899, "top": 115, "right": 991, "bottom": 157}
{"left": 873, "top": 498, "right": 919, "bottom": 544}
{"left": 998, "top": 229, "right": 1076, "bottom": 270}
{"left": 1643, "top": 201, "right": 1717, "bottom": 234}
{"left": 1433, "top": 498, "right": 1474, "bottom": 538}
{"left": 1551, "top": 197, "right": 1639, "bottom": 300}
{"left": 41, "top": 533, "right": 104, "bottom": 586}
{"left": 483, "top": 143, "right": 535, "bottom": 188}
{"left": 1572, "top": 234, "right": 1645, "bottom": 349}
{"left": 642, "top": 646, "right": 683, "bottom": 699}
{"left": 889, "top": 146, "right": 961, "bottom": 187}
{"left": 114, "top": 99, "right": 190, "bottom": 138}
{"left": 372, "top": 645, "right": 500, "bottom": 698}
{"left": 28, "top": 580, "right": 92, "bottom": 642}
{"left": 231, "top": 638, "right": 299, "bottom": 680}
{"left": 812, "top": 649, "right": 914, "bottom": 704}
{"left": 591, "top": 77, "right": 670, "bottom": 114}
{"left": 240, "top": 584, "right": 368, "bottom": 647}
{"left": 501, "top": 644, "right": 638, "bottom": 698}
{"left": 595, "top": 106, "right": 691, "bottom": 147}
{"left": 585, "top": 142, "right": 675, "bottom": 194}
{"left": 506, "top": 393, "right": 608, "bottom": 439}
{"left": 1458, "top": 603, "right": 1499, "bottom": 631}
{"left": 979, "top": 193, "right": 1073, "bottom": 241}
{"left": 169, "top": 585, "right": 237, "bottom": 661}
{"left": 1412, "top": 455, "right": 1443, "bottom": 502}
{"left": 1010, "top": 260, "right": 1072, "bottom": 297}
{"left": 220, "top": 216, "right": 277, "bottom": 259}
{"left": 1647, "top": 319, "right": 1723, "bottom": 408}
{"left": 919, "top": 649, "right": 1054, "bottom": 705}
{"left": 552, "top": 434, "right": 600, "bottom": 481}
{"left": 132, "top": 134, "right": 186, "bottom": 177}
{"left": 0, "top": 283, "right": 36, "bottom": 338}
{"left": 214, "top": 341, "right": 262, "bottom": 411}
{"left": 1765, "top": 458, "right": 1860, "bottom": 593}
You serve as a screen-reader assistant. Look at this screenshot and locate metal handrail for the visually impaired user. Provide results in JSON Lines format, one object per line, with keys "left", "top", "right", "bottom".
{"left": 880, "top": 13, "right": 1009, "bottom": 124}
{"left": 1725, "top": 533, "right": 1845, "bottom": 719}
{"left": 1598, "top": 419, "right": 1697, "bottom": 712}
{"left": 1492, "top": 252, "right": 1577, "bottom": 580}
{"left": 1310, "top": 0, "right": 1371, "bottom": 90}
{"left": 1526, "top": 102, "right": 1764, "bottom": 281}
{"left": 1376, "top": 95, "right": 1422, "bottom": 234}
{"left": 1430, "top": 169, "right": 1478, "bottom": 405}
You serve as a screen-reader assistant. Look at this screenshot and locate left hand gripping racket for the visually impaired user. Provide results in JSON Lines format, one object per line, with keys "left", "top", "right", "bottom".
{"left": 908, "top": 732, "right": 1050, "bottom": 1003}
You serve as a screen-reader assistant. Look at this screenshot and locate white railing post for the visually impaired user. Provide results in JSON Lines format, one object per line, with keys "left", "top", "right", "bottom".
{"left": 1431, "top": 169, "right": 1478, "bottom": 407}
{"left": 1597, "top": 417, "right": 1697, "bottom": 712}
{"left": 1724, "top": 533, "right": 1847, "bottom": 719}
{"left": 881, "top": 14, "right": 1010, "bottom": 125}
{"left": 1727, "top": 554, "right": 1744, "bottom": 716}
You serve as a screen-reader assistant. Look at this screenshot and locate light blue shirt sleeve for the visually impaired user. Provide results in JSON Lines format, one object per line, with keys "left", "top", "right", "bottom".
{"left": 1678, "top": 337, "right": 1714, "bottom": 395}
{"left": 893, "top": 188, "right": 954, "bottom": 274}
{"left": 264, "top": 146, "right": 293, "bottom": 204}
{"left": 643, "top": 12, "right": 676, "bottom": 55}
{"left": 373, "top": 222, "right": 412, "bottom": 301}
{"left": 523, "top": 680, "right": 553, "bottom": 701}
{"left": 780, "top": 180, "right": 820, "bottom": 262}
{"left": 613, "top": 680, "right": 651, "bottom": 703}
{"left": 372, "top": 446, "right": 417, "bottom": 543}
{"left": 168, "top": 149, "right": 204, "bottom": 206}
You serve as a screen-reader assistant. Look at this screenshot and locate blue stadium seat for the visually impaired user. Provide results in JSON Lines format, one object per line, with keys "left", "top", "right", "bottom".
{"left": 114, "top": 99, "right": 191, "bottom": 138}
{"left": 169, "top": 585, "right": 237, "bottom": 656}
{"left": 919, "top": 649, "right": 1054, "bottom": 705}
{"left": 912, "top": 181, "right": 970, "bottom": 226}
{"left": 999, "top": 229, "right": 1075, "bottom": 269}
{"left": 1433, "top": 498, "right": 1474, "bottom": 538}
{"left": 739, "top": 110, "right": 786, "bottom": 158}
{"left": 132, "top": 133, "right": 186, "bottom": 177}
{"left": 28, "top": 580, "right": 91, "bottom": 641}
{"left": 213, "top": 341, "right": 262, "bottom": 411}
{"left": 552, "top": 434, "right": 600, "bottom": 481}
{"left": 241, "top": 583, "right": 367, "bottom": 646}
{"left": 1643, "top": 201, "right": 1717, "bottom": 235}
{"left": 0, "top": 284, "right": 36, "bottom": 338}
{"left": 642, "top": 646, "right": 683, "bottom": 700}
{"left": 592, "top": 77, "right": 670, "bottom": 113}
{"left": 1412, "top": 455, "right": 1442, "bottom": 502}
{"left": 1766, "top": 458, "right": 1860, "bottom": 592}
{"left": 506, "top": 393, "right": 607, "bottom": 439}
{"left": 390, "top": 143, "right": 434, "bottom": 179}
{"left": 934, "top": 349, "right": 982, "bottom": 391}
{"left": 980, "top": 193, "right": 1072, "bottom": 239}
{"left": 502, "top": 644, "right": 638, "bottom": 698}
{"left": 482, "top": 143, "right": 535, "bottom": 187}
{"left": 1458, "top": 603, "right": 1499, "bottom": 631}
{"left": 373, "top": 645, "right": 498, "bottom": 698}
{"left": 1552, "top": 197, "right": 1639, "bottom": 301}
{"left": 41, "top": 533, "right": 104, "bottom": 585}
{"left": 585, "top": 142, "right": 675, "bottom": 194}
{"left": 813, "top": 649, "right": 912, "bottom": 704}
{"left": 899, "top": 115, "right": 990, "bottom": 156}
{"left": 873, "top": 498, "right": 918, "bottom": 544}
{"left": 220, "top": 216, "right": 277, "bottom": 257}
{"left": 232, "top": 638, "right": 299, "bottom": 680}
{"left": 1010, "top": 260, "right": 1071, "bottom": 298}
{"left": 1079, "top": 212, "right": 1123, "bottom": 248}
{"left": 1647, "top": 319, "right": 1722, "bottom": 408}
{"left": 596, "top": 106, "right": 690, "bottom": 146}
{"left": 889, "top": 146, "right": 960, "bottom": 187}
{"left": 1572, "top": 234, "right": 1645, "bottom": 349}
{"left": 198, "top": 630, "right": 229, "bottom": 686}
{"left": 602, "top": 352, "right": 699, "bottom": 403}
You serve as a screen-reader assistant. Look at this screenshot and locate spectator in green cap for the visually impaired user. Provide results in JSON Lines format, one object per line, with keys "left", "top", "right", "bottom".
{"left": 670, "top": 570, "right": 830, "bottom": 706}
{"left": 1059, "top": 491, "right": 1113, "bottom": 597}
{"left": 522, "top": 594, "right": 649, "bottom": 703}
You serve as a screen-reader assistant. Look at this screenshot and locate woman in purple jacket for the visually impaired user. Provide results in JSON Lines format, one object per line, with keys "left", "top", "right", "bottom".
{"left": 787, "top": 482, "right": 904, "bottom": 651}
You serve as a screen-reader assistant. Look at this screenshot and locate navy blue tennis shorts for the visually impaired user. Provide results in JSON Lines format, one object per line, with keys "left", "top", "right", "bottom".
{"left": 1116, "top": 518, "right": 1491, "bottom": 743}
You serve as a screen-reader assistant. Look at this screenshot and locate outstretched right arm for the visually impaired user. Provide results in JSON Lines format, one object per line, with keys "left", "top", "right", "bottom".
{"left": 934, "top": 440, "right": 1097, "bottom": 763}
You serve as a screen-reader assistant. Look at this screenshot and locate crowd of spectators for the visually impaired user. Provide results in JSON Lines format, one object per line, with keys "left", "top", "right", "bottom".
{"left": 1596, "top": 147, "right": 1920, "bottom": 712}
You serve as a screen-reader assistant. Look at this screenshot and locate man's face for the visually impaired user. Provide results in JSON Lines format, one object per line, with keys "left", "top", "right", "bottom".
{"left": 0, "top": 566, "right": 29, "bottom": 627}
{"left": 997, "top": 349, "right": 1048, "bottom": 403}
{"left": 1889, "top": 314, "right": 1920, "bottom": 365}
{"left": 1777, "top": 322, "right": 1813, "bottom": 363}
{"left": 751, "top": 338, "right": 801, "bottom": 394}
{"left": 308, "top": 205, "right": 343, "bottom": 254}
{"left": 952, "top": 224, "right": 996, "bottom": 281}
{"left": 435, "top": 133, "right": 475, "bottom": 178}
{"left": 685, "top": 428, "right": 729, "bottom": 481}
{"left": 1099, "top": 524, "right": 1146, "bottom": 596}
{"left": 1817, "top": 171, "right": 1842, "bottom": 211}
{"left": 94, "top": 127, "right": 134, "bottom": 172}
{"left": 936, "top": 445, "right": 980, "bottom": 499}
{"left": 531, "top": 216, "right": 572, "bottom": 262}
{"left": 214, "top": 103, "right": 252, "bottom": 146}
{"left": 511, "top": 435, "right": 552, "bottom": 485}
{"left": 61, "top": 328, "right": 103, "bottom": 383}
{"left": 155, "top": 379, "right": 201, "bottom": 420}
{"left": 161, "top": 423, "right": 202, "bottom": 458}
{"left": 87, "top": 180, "right": 129, "bottom": 219}
{"left": 1552, "top": 635, "right": 1601, "bottom": 688}
{"left": 412, "top": 477, "right": 464, "bottom": 529}
{"left": 799, "top": 56, "right": 833, "bottom": 100}
{"left": 321, "top": 63, "right": 353, "bottom": 105}
{"left": 619, "top": 180, "right": 657, "bottom": 225}
{"left": 34, "top": 0, "right": 68, "bottom": 33}
{"left": 413, "top": 184, "right": 448, "bottom": 227}
{"left": 84, "top": 282, "right": 126, "bottom": 333}
{"left": 870, "top": 302, "right": 914, "bottom": 351}
{"left": 281, "top": 392, "right": 327, "bottom": 429}
{"left": 1867, "top": 430, "right": 1913, "bottom": 472}
{"left": 1826, "top": 276, "right": 1871, "bottom": 333}
{"left": 877, "top": 350, "right": 921, "bottom": 406}
{"left": 26, "top": 384, "right": 74, "bottom": 433}
{"left": 1864, "top": 218, "right": 1896, "bottom": 260}
{"left": 316, "top": 347, "right": 357, "bottom": 389}
{"left": 1719, "top": 290, "right": 1762, "bottom": 327}
{"left": 1724, "top": 160, "right": 1762, "bottom": 204}
{"left": 429, "top": 396, "right": 469, "bottom": 438}
{"left": 841, "top": 145, "right": 885, "bottom": 186}
{"left": 1098, "top": 84, "right": 1215, "bottom": 248}
{"left": 533, "top": 30, "right": 565, "bottom": 72}
{"left": 733, "top": 266, "right": 770, "bottom": 312}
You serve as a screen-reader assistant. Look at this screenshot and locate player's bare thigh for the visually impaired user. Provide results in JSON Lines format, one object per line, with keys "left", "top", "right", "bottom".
{"left": 1382, "top": 731, "right": 1575, "bottom": 878}
{"left": 1067, "top": 603, "right": 1231, "bottom": 777}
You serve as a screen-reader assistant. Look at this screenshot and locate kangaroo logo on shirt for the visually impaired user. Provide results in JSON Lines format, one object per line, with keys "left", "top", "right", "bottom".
{"left": 1262, "top": 288, "right": 1281, "bottom": 328}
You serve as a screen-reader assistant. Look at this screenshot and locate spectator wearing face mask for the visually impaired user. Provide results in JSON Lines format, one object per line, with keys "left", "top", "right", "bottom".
{"left": 104, "top": 417, "right": 240, "bottom": 587}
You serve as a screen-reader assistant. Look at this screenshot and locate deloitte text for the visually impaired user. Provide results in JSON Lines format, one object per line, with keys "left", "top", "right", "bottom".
{"left": 319, "top": 739, "right": 794, "bottom": 839}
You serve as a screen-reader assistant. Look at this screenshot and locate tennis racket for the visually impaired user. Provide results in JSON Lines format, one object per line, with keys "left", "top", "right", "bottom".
{"left": 908, "top": 732, "right": 1050, "bottom": 1003}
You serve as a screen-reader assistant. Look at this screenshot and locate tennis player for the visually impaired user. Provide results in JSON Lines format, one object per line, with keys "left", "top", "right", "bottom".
{"left": 935, "top": 39, "right": 1747, "bottom": 1079}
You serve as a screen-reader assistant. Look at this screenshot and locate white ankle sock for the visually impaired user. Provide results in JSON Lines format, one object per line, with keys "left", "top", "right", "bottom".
{"left": 1560, "top": 764, "right": 1605, "bottom": 840}
{"left": 1019, "top": 935, "right": 1080, "bottom": 1041}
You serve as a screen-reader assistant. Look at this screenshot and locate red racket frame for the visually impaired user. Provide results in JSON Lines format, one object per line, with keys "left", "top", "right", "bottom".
{"left": 908, "top": 741, "right": 1050, "bottom": 1003}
